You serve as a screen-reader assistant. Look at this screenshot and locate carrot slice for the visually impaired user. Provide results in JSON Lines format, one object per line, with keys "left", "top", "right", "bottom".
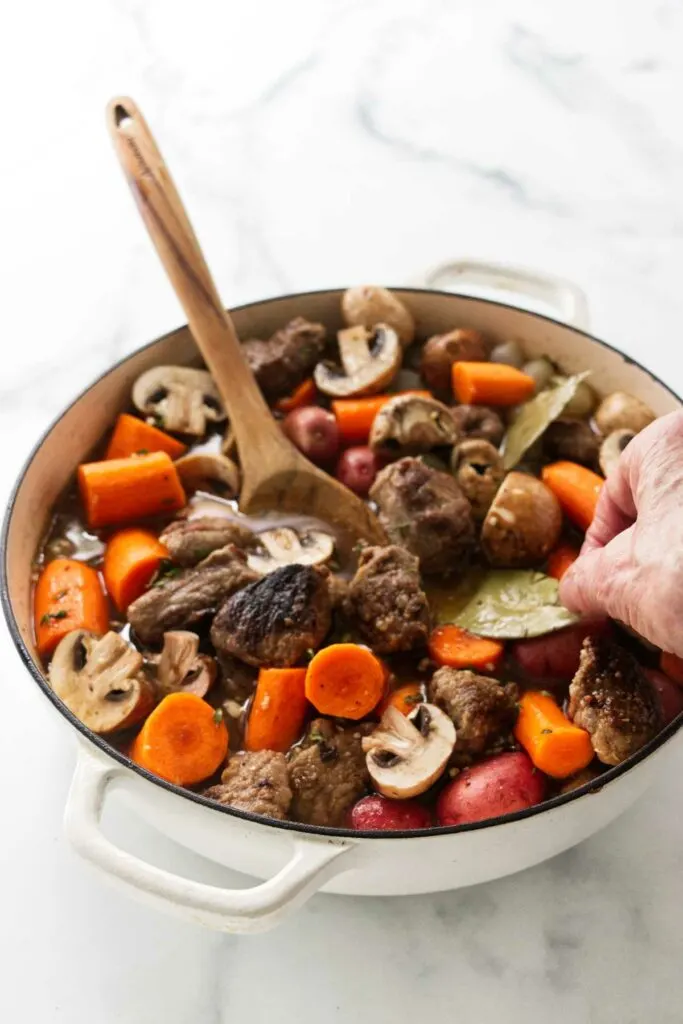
{"left": 274, "top": 378, "right": 317, "bottom": 414}
{"left": 130, "top": 692, "right": 229, "bottom": 786}
{"left": 547, "top": 542, "right": 580, "bottom": 581}
{"left": 542, "top": 461, "right": 604, "bottom": 533}
{"left": 244, "top": 668, "right": 309, "bottom": 752}
{"left": 78, "top": 452, "right": 187, "bottom": 529}
{"left": 428, "top": 625, "right": 504, "bottom": 672}
{"left": 378, "top": 682, "right": 424, "bottom": 717}
{"left": 452, "top": 362, "right": 536, "bottom": 406}
{"left": 104, "top": 528, "right": 169, "bottom": 612}
{"left": 34, "top": 559, "right": 109, "bottom": 658}
{"left": 105, "top": 413, "right": 187, "bottom": 460}
{"left": 305, "top": 643, "right": 386, "bottom": 720}
{"left": 660, "top": 652, "right": 683, "bottom": 688}
{"left": 514, "top": 691, "right": 594, "bottom": 779}
{"left": 332, "top": 391, "right": 431, "bottom": 444}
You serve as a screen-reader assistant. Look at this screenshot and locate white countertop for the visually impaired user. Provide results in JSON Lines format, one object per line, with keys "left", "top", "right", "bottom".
{"left": 3, "top": 1, "right": 683, "bottom": 1020}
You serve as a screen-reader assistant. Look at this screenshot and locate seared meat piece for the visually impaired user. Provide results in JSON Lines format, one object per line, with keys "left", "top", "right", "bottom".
{"left": 544, "top": 419, "right": 600, "bottom": 467}
{"left": 160, "top": 516, "right": 255, "bottom": 567}
{"left": 217, "top": 652, "right": 258, "bottom": 704}
{"left": 568, "top": 636, "right": 662, "bottom": 766}
{"left": 289, "top": 719, "right": 372, "bottom": 827}
{"left": 328, "top": 574, "right": 350, "bottom": 611}
{"left": 345, "top": 545, "right": 430, "bottom": 653}
{"left": 429, "top": 668, "right": 519, "bottom": 757}
{"left": 242, "top": 317, "right": 326, "bottom": 400}
{"left": 204, "top": 751, "right": 292, "bottom": 820}
{"left": 127, "top": 545, "right": 257, "bottom": 644}
{"left": 211, "top": 564, "right": 332, "bottom": 667}
{"left": 369, "top": 457, "right": 475, "bottom": 575}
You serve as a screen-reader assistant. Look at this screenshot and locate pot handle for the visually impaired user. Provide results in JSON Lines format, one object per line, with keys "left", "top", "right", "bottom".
{"left": 64, "top": 747, "right": 352, "bottom": 934}
{"left": 418, "top": 258, "right": 590, "bottom": 330}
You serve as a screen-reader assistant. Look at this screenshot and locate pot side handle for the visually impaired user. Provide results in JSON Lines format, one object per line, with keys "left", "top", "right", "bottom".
{"left": 417, "top": 258, "right": 590, "bottom": 330}
{"left": 64, "top": 747, "right": 352, "bottom": 934}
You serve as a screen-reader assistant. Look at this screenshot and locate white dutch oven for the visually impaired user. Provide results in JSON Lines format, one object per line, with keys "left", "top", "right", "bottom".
{"left": 3, "top": 260, "right": 682, "bottom": 934}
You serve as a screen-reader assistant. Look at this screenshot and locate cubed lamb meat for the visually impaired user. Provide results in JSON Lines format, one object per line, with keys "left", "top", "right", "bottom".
{"left": 568, "top": 636, "right": 662, "bottom": 766}
{"left": 242, "top": 317, "right": 327, "bottom": 400}
{"left": 369, "top": 457, "right": 475, "bottom": 575}
{"left": 127, "top": 545, "right": 258, "bottom": 644}
{"left": 289, "top": 719, "right": 372, "bottom": 827}
{"left": 160, "top": 516, "right": 255, "bottom": 567}
{"left": 210, "top": 564, "right": 332, "bottom": 667}
{"left": 345, "top": 545, "right": 430, "bottom": 653}
{"left": 204, "top": 751, "right": 292, "bottom": 820}
{"left": 217, "top": 652, "right": 258, "bottom": 704}
{"left": 429, "top": 667, "right": 519, "bottom": 758}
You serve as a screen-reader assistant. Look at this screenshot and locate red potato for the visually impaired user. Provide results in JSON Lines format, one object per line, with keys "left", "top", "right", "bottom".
{"left": 349, "top": 795, "right": 432, "bottom": 831}
{"left": 436, "top": 752, "right": 545, "bottom": 826}
{"left": 282, "top": 406, "right": 340, "bottom": 465}
{"left": 512, "top": 620, "right": 610, "bottom": 682}
{"left": 644, "top": 668, "right": 683, "bottom": 726}
{"left": 335, "top": 446, "right": 382, "bottom": 497}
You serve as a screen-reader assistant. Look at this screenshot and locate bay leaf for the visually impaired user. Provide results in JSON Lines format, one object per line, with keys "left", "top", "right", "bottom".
{"left": 447, "top": 569, "right": 580, "bottom": 639}
{"left": 501, "top": 371, "right": 591, "bottom": 470}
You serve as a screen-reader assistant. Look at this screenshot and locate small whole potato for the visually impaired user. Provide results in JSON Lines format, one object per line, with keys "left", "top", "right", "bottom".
{"left": 420, "top": 328, "right": 489, "bottom": 395}
{"left": 335, "top": 446, "right": 382, "bottom": 496}
{"left": 436, "top": 752, "right": 545, "bottom": 826}
{"left": 512, "top": 620, "right": 611, "bottom": 682}
{"left": 349, "top": 795, "right": 432, "bottom": 831}
{"left": 282, "top": 406, "right": 340, "bottom": 465}
{"left": 342, "top": 286, "right": 415, "bottom": 348}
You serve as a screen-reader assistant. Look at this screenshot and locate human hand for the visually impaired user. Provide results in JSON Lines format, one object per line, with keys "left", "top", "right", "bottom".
{"left": 560, "top": 410, "right": 683, "bottom": 656}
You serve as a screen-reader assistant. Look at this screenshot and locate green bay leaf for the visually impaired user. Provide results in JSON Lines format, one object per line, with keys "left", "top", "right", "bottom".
{"left": 445, "top": 569, "right": 580, "bottom": 639}
{"left": 501, "top": 371, "right": 591, "bottom": 470}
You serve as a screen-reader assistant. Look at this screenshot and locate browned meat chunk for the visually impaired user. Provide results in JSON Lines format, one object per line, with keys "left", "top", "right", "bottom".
{"left": 450, "top": 404, "right": 504, "bottom": 447}
{"left": 210, "top": 564, "right": 332, "bottom": 667}
{"left": 217, "top": 652, "right": 258, "bottom": 704}
{"left": 568, "top": 636, "right": 662, "bottom": 766}
{"left": 160, "top": 517, "right": 255, "bottom": 567}
{"left": 429, "top": 668, "right": 519, "bottom": 757}
{"left": 289, "top": 719, "right": 371, "bottom": 827}
{"left": 328, "top": 574, "right": 350, "bottom": 611}
{"left": 345, "top": 545, "right": 430, "bottom": 653}
{"left": 369, "top": 457, "right": 475, "bottom": 575}
{"left": 544, "top": 419, "right": 600, "bottom": 466}
{"left": 242, "top": 317, "right": 326, "bottom": 400}
{"left": 204, "top": 751, "right": 292, "bottom": 820}
{"left": 127, "top": 545, "right": 258, "bottom": 644}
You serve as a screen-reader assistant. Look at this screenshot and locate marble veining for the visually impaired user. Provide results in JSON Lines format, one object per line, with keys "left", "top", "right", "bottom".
{"left": 2, "top": 1, "right": 683, "bottom": 1021}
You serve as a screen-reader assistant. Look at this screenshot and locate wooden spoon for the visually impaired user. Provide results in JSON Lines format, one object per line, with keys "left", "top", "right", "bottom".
{"left": 106, "top": 96, "right": 385, "bottom": 549}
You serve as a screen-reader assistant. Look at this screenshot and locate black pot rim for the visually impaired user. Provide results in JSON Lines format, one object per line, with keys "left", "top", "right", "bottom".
{"left": 2, "top": 286, "right": 682, "bottom": 842}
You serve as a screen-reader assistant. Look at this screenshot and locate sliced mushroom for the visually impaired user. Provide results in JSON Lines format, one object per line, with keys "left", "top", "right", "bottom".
{"left": 451, "top": 439, "right": 505, "bottom": 520}
{"left": 175, "top": 452, "right": 240, "bottom": 498}
{"left": 49, "top": 630, "right": 154, "bottom": 734}
{"left": 362, "top": 703, "right": 455, "bottom": 799}
{"left": 450, "top": 404, "right": 505, "bottom": 446}
{"left": 132, "top": 366, "right": 226, "bottom": 436}
{"left": 370, "top": 394, "right": 458, "bottom": 454}
{"left": 341, "top": 286, "right": 415, "bottom": 348}
{"left": 246, "top": 527, "right": 335, "bottom": 575}
{"left": 147, "top": 630, "right": 216, "bottom": 698}
{"left": 599, "top": 429, "right": 635, "bottom": 477}
{"left": 594, "top": 392, "right": 655, "bottom": 435}
{"left": 481, "top": 471, "right": 562, "bottom": 567}
{"left": 314, "top": 324, "right": 401, "bottom": 398}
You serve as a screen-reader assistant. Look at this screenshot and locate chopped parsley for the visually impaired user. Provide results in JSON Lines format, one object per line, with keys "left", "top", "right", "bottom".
{"left": 213, "top": 708, "right": 224, "bottom": 726}
{"left": 40, "top": 610, "right": 68, "bottom": 625}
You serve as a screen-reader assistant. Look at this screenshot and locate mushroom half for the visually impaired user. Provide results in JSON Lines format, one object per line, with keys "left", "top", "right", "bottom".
{"left": 370, "top": 394, "right": 458, "bottom": 454}
{"left": 175, "top": 452, "right": 240, "bottom": 498}
{"left": 314, "top": 324, "right": 402, "bottom": 398}
{"left": 599, "top": 429, "right": 635, "bottom": 477}
{"left": 132, "top": 366, "right": 227, "bottom": 436}
{"left": 49, "top": 630, "right": 154, "bottom": 734}
{"left": 481, "top": 471, "right": 562, "bottom": 568}
{"left": 246, "top": 527, "right": 335, "bottom": 575}
{"left": 147, "top": 631, "right": 217, "bottom": 698}
{"left": 362, "top": 703, "right": 456, "bottom": 799}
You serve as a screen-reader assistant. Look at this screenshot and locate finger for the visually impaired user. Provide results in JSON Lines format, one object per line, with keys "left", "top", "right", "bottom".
{"left": 560, "top": 526, "right": 636, "bottom": 621}
{"left": 581, "top": 456, "right": 638, "bottom": 554}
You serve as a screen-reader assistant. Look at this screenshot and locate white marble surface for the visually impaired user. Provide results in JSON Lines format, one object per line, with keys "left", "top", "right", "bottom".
{"left": 2, "top": 0, "right": 683, "bottom": 1020}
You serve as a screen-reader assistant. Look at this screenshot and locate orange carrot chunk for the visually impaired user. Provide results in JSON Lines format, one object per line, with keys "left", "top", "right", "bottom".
{"left": 305, "top": 643, "right": 386, "bottom": 720}
{"left": 542, "top": 461, "right": 604, "bottom": 533}
{"left": 34, "top": 558, "right": 109, "bottom": 658}
{"left": 547, "top": 542, "right": 581, "bottom": 581}
{"left": 244, "top": 668, "right": 309, "bottom": 753}
{"left": 104, "top": 528, "right": 169, "bottom": 612}
{"left": 130, "top": 692, "right": 229, "bottom": 786}
{"left": 428, "top": 625, "right": 504, "bottom": 672}
{"left": 660, "top": 651, "right": 683, "bottom": 688}
{"left": 105, "top": 413, "right": 188, "bottom": 460}
{"left": 514, "top": 691, "right": 594, "bottom": 779}
{"left": 452, "top": 362, "right": 536, "bottom": 407}
{"left": 274, "top": 378, "right": 317, "bottom": 414}
{"left": 332, "top": 391, "right": 431, "bottom": 444}
{"left": 78, "top": 452, "right": 187, "bottom": 529}
{"left": 378, "top": 682, "right": 424, "bottom": 717}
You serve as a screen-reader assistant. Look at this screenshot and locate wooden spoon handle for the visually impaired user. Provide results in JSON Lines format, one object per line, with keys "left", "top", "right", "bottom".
{"left": 106, "top": 97, "right": 280, "bottom": 452}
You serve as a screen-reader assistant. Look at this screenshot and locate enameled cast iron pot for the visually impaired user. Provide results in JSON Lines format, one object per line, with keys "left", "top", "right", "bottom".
{"left": 3, "top": 260, "right": 682, "bottom": 934}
